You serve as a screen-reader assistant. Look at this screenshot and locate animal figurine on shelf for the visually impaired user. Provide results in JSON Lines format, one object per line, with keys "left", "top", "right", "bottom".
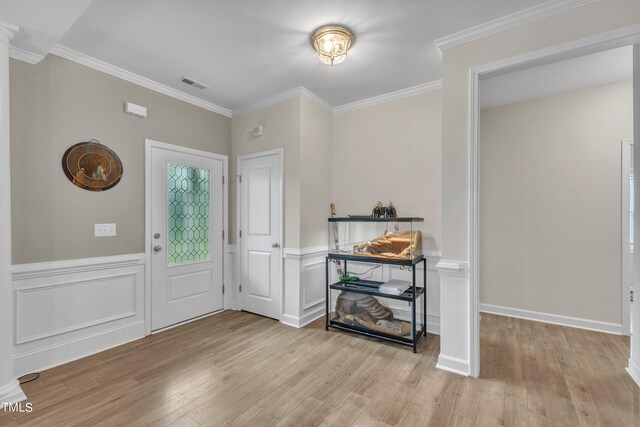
{"left": 334, "top": 291, "right": 410, "bottom": 337}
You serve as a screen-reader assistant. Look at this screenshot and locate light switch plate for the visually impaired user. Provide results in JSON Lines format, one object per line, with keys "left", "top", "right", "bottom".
{"left": 95, "top": 223, "right": 117, "bottom": 237}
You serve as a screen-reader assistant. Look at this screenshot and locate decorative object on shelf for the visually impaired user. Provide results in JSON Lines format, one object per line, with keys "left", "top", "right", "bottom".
{"left": 385, "top": 201, "right": 397, "bottom": 218}
{"left": 353, "top": 230, "right": 422, "bottom": 259}
{"left": 62, "top": 139, "right": 123, "bottom": 191}
{"left": 371, "top": 201, "right": 384, "bottom": 218}
{"left": 330, "top": 202, "right": 337, "bottom": 217}
{"left": 311, "top": 25, "right": 354, "bottom": 66}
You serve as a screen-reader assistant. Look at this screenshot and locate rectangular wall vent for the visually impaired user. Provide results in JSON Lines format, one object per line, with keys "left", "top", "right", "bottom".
{"left": 181, "top": 76, "right": 209, "bottom": 89}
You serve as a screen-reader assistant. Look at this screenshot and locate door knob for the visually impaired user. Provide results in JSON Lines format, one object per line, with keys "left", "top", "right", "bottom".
{"left": 271, "top": 242, "right": 280, "bottom": 248}
{"left": 153, "top": 245, "right": 162, "bottom": 253}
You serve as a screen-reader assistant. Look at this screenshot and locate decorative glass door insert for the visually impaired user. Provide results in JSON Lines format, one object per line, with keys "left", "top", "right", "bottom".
{"left": 167, "top": 163, "right": 211, "bottom": 265}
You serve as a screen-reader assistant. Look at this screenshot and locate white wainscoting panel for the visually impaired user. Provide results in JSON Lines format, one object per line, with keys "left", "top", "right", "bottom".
{"left": 12, "top": 254, "right": 145, "bottom": 377}
{"left": 435, "top": 260, "right": 470, "bottom": 376}
{"left": 282, "top": 248, "right": 326, "bottom": 328}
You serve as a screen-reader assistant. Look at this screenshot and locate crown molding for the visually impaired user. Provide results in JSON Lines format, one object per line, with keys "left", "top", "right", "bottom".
{"left": 231, "top": 86, "right": 332, "bottom": 117}
{"left": 299, "top": 87, "right": 333, "bottom": 113}
{"left": 0, "top": 19, "right": 19, "bottom": 33}
{"left": 332, "top": 80, "right": 442, "bottom": 115}
{"left": 433, "top": 0, "right": 598, "bottom": 54}
{"left": 233, "top": 80, "right": 442, "bottom": 117}
{"left": 9, "top": 46, "right": 44, "bottom": 64}
{"left": 230, "top": 87, "right": 302, "bottom": 117}
{"left": 49, "top": 44, "right": 232, "bottom": 117}
{"left": 0, "top": 19, "right": 18, "bottom": 44}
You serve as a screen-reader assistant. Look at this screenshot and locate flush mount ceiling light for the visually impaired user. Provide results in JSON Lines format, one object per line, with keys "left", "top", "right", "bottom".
{"left": 311, "top": 25, "right": 354, "bottom": 66}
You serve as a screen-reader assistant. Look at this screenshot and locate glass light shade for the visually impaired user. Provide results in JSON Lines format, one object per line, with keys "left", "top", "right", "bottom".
{"left": 312, "top": 26, "right": 353, "bottom": 66}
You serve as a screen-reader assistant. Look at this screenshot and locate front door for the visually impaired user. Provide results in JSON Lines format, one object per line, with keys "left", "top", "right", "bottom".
{"left": 149, "top": 141, "right": 225, "bottom": 331}
{"left": 238, "top": 150, "right": 282, "bottom": 319}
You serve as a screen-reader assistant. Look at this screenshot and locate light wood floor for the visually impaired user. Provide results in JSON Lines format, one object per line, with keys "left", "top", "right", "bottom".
{"left": 1, "top": 311, "right": 638, "bottom": 426}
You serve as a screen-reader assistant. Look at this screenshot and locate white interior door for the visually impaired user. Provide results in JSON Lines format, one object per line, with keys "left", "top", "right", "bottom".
{"left": 238, "top": 150, "right": 282, "bottom": 320}
{"left": 149, "top": 141, "right": 225, "bottom": 331}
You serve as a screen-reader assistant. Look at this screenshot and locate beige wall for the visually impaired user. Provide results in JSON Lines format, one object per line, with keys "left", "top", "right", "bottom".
{"left": 441, "top": 0, "right": 640, "bottom": 262}
{"left": 480, "top": 81, "right": 633, "bottom": 324}
{"left": 230, "top": 98, "right": 301, "bottom": 247}
{"left": 332, "top": 91, "right": 443, "bottom": 252}
{"left": 10, "top": 55, "right": 231, "bottom": 264}
{"left": 300, "top": 98, "right": 332, "bottom": 248}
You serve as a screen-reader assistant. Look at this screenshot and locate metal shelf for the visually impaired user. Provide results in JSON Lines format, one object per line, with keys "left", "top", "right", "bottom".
{"left": 329, "top": 279, "right": 424, "bottom": 302}
{"left": 327, "top": 252, "right": 424, "bottom": 266}
{"left": 328, "top": 319, "right": 424, "bottom": 347}
{"left": 328, "top": 217, "right": 424, "bottom": 223}
{"left": 325, "top": 254, "right": 428, "bottom": 353}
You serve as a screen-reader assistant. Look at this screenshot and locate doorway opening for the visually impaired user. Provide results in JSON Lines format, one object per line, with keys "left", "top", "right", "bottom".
{"left": 473, "top": 41, "right": 637, "bottom": 381}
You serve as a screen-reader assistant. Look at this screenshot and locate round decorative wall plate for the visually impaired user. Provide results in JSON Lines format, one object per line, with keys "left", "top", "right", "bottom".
{"left": 62, "top": 140, "right": 123, "bottom": 191}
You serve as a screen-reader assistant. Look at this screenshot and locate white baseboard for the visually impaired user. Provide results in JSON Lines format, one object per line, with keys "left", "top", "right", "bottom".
{"left": 151, "top": 310, "right": 225, "bottom": 334}
{"left": 480, "top": 303, "right": 622, "bottom": 335}
{"left": 280, "top": 314, "right": 302, "bottom": 328}
{"left": 436, "top": 354, "right": 470, "bottom": 376}
{"left": 281, "top": 305, "right": 325, "bottom": 328}
{"left": 0, "top": 380, "right": 26, "bottom": 404}
{"left": 627, "top": 358, "right": 640, "bottom": 388}
{"left": 13, "top": 321, "right": 145, "bottom": 378}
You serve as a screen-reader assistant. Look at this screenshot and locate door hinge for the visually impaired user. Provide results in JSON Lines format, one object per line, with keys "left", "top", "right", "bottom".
{"left": 239, "top": 230, "right": 242, "bottom": 238}
{"left": 222, "top": 230, "right": 225, "bottom": 240}
{"left": 239, "top": 284, "right": 242, "bottom": 293}
{"left": 222, "top": 284, "right": 225, "bottom": 295}
{"left": 631, "top": 290, "right": 634, "bottom": 302}
{"left": 239, "top": 175, "right": 242, "bottom": 183}
{"left": 222, "top": 176, "right": 225, "bottom": 185}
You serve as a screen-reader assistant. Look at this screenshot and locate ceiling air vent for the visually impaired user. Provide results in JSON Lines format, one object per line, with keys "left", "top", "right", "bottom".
{"left": 181, "top": 76, "right": 209, "bottom": 90}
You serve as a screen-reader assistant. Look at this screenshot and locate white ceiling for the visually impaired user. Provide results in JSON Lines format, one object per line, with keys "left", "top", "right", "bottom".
{"left": 0, "top": 0, "right": 93, "bottom": 57}
{"left": 480, "top": 45, "right": 633, "bottom": 109}
{"left": 4, "top": 0, "right": 555, "bottom": 110}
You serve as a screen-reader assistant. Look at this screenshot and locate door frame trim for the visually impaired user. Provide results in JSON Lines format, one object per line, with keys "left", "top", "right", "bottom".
{"left": 144, "top": 139, "right": 229, "bottom": 336}
{"left": 236, "top": 148, "right": 284, "bottom": 318}
{"left": 623, "top": 138, "right": 634, "bottom": 336}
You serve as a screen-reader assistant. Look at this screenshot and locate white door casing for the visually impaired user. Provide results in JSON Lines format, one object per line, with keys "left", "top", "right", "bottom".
{"left": 237, "top": 149, "right": 283, "bottom": 320}
{"left": 623, "top": 139, "right": 634, "bottom": 336}
{"left": 146, "top": 140, "right": 227, "bottom": 331}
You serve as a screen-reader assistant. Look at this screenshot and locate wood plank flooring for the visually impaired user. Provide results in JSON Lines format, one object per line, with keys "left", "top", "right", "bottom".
{"left": 1, "top": 311, "right": 638, "bottom": 426}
